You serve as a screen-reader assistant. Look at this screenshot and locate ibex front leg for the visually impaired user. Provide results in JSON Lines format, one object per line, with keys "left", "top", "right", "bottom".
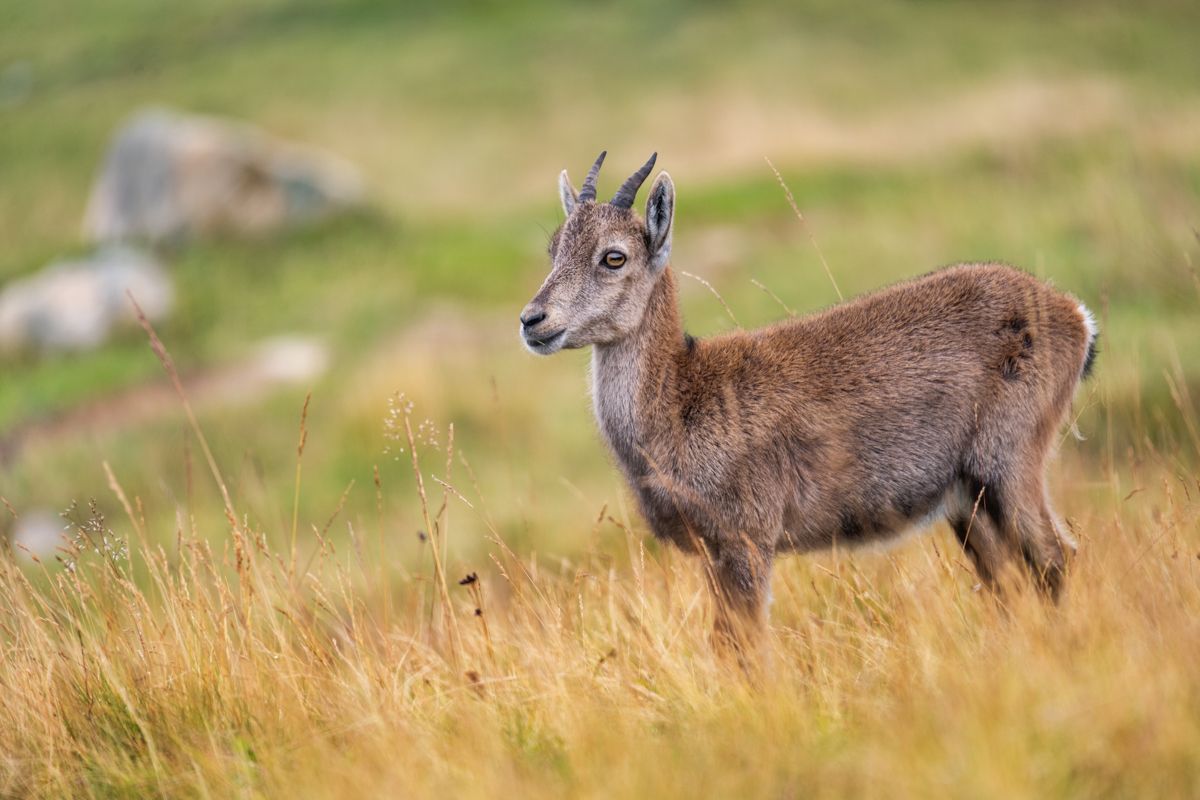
{"left": 707, "top": 536, "right": 773, "bottom": 667}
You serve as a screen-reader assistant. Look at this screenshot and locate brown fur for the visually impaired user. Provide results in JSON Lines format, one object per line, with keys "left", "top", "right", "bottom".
{"left": 521, "top": 154, "right": 1097, "bottom": 652}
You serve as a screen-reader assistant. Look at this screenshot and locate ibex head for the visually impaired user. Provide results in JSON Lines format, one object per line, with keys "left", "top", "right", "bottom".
{"left": 520, "top": 151, "right": 674, "bottom": 354}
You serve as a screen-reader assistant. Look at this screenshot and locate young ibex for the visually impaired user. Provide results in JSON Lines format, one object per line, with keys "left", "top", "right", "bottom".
{"left": 520, "top": 152, "right": 1097, "bottom": 648}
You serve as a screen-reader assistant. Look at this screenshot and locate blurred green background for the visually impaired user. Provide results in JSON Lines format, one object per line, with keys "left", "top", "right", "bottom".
{"left": 2, "top": 0, "right": 1198, "bottom": 564}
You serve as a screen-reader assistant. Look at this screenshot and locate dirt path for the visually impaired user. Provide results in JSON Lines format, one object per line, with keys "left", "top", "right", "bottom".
{"left": 0, "top": 336, "right": 328, "bottom": 466}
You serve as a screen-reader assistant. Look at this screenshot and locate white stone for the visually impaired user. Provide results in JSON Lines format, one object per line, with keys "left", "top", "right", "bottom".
{"left": 11, "top": 510, "right": 62, "bottom": 560}
{"left": 0, "top": 245, "right": 172, "bottom": 353}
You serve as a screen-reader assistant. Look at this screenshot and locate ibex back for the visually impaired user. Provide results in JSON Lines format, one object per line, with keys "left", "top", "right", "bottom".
{"left": 520, "top": 152, "right": 1098, "bottom": 650}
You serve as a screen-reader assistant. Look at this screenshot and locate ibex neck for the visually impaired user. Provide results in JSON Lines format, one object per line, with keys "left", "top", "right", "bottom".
{"left": 591, "top": 269, "right": 685, "bottom": 475}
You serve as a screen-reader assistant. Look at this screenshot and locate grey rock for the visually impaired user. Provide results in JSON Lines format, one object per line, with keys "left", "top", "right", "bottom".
{"left": 10, "top": 509, "right": 61, "bottom": 560}
{"left": 0, "top": 245, "right": 173, "bottom": 353}
{"left": 84, "top": 108, "right": 363, "bottom": 245}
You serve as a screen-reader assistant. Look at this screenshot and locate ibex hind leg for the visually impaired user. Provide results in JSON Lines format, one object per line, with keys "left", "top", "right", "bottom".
{"left": 947, "top": 482, "right": 1010, "bottom": 592}
{"left": 1001, "top": 472, "right": 1076, "bottom": 601}
{"left": 954, "top": 466, "right": 1073, "bottom": 601}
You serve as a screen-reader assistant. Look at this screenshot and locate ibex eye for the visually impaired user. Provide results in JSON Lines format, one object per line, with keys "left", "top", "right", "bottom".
{"left": 603, "top": 251, "right": 626, "bottom": 269}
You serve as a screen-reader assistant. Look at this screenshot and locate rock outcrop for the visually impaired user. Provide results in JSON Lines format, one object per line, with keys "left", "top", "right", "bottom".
{"left": 84, "top": 108, "right": 363, "bottom": 244}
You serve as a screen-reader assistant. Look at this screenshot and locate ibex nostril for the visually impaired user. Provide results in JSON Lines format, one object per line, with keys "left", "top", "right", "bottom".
{"left": 520, "top": 309, "right": 547, "bottom": 329}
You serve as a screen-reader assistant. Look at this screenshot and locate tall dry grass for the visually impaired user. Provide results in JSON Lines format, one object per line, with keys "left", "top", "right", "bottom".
{"left": 1, "top": 321, "right": 1199, "bottom": 799}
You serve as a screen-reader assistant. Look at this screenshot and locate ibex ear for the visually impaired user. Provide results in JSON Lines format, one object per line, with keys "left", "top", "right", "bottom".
{"left": 645, "top": 171, "right": 674, "bottom": 272}
{"left": 559, "top": 170, "right": 578, "bottom": 216}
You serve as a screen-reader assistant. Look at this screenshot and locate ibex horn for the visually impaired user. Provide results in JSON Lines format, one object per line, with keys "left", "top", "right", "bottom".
{"left": 577, "top": 151, "right": 607, "bottom": 203}
{"left": 610, "top": 152, "right": 657, "bottom": 209}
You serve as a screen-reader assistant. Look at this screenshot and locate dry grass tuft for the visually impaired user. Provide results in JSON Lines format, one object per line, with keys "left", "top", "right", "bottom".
{"left": 2, "top": 444, "right": 1198, "bottom": 796}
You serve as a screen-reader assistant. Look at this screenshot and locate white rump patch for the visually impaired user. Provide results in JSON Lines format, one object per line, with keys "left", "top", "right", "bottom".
{"left": 1077, "top": 302, "right": 1098, "bottom": 343}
